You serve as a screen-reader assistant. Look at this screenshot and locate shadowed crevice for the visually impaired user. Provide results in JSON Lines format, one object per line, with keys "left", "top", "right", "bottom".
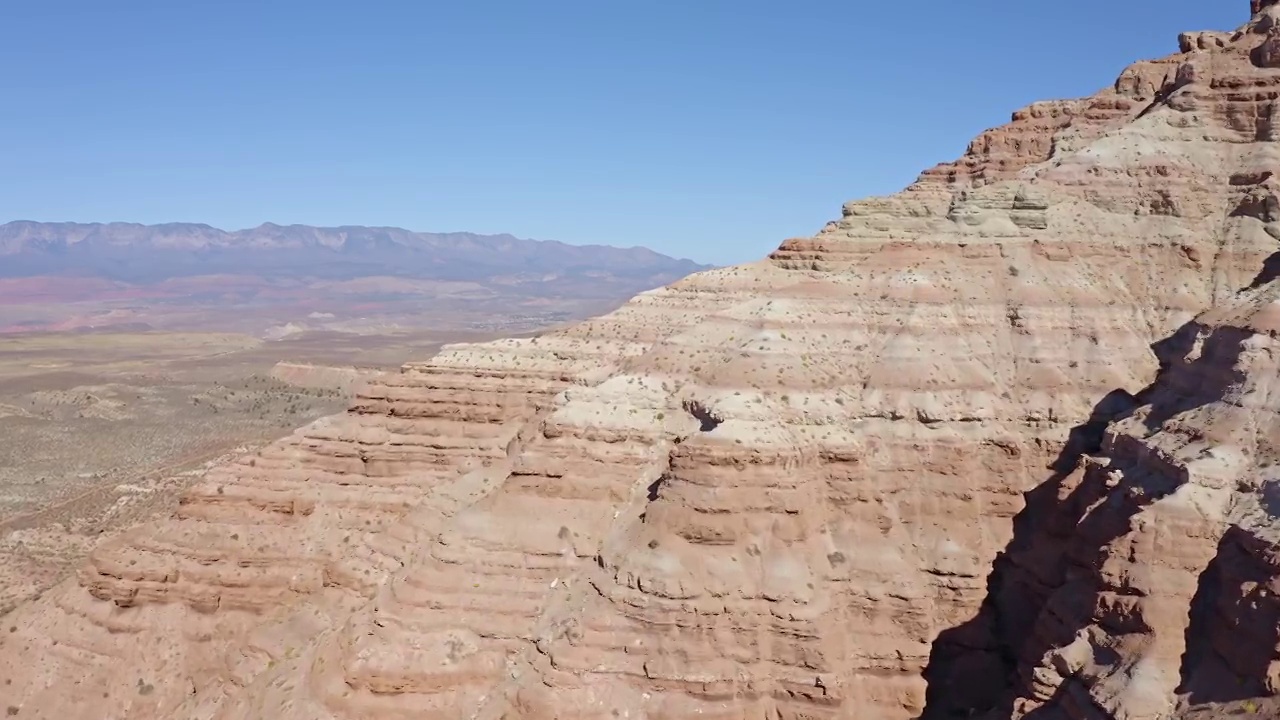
{"left": 922, "top": 309, "right": 1258, "bottom": 719}
{"left": 683, "top": 400, "right": 722, "bottom": 432}
{"left": 920, "top": 389, "right": 1140, "bottom": 719}
{"left": 1178, "top": 527, "right": 1280, "bottom": 706}
{"left": 645, "top": 476, "right": 665, "bottom": 502}
{"left": 1246, "top": 250, "right": 1280, "bottom": 290}
{"left": 1139, "top": 323, "right": 1248, "bottom": 434}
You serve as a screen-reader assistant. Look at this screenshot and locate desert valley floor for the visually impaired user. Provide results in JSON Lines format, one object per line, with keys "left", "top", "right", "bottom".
{"left": 0, "top": 327, "right": 525, "bottom": 615}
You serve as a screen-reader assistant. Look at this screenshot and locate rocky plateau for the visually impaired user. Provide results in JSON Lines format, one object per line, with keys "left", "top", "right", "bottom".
{"left": 8, "top": 3, "right": 1280, "bottom": 718}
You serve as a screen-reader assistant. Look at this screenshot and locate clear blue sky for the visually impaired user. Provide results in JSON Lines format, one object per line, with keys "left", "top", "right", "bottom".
{"left": 0, "top": 1, "right": 1242, "bottom": 265}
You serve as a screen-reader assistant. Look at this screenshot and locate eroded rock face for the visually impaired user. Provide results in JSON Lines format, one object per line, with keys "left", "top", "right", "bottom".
{"left": 983, "top": 280, "right": 1280, "bottom": 720}
{"left": 5, "top": 3, "right": 1280, "bottom": 719}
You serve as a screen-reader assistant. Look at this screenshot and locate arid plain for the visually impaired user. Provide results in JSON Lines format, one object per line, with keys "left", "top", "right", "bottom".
{"left": 0, "top": 326, "right": 525, "bottom": 615}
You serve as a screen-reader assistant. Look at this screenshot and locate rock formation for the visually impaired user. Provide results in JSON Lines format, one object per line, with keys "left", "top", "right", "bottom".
{"left": 268, "top": 362, "right": 388, "bottom": 395}
{"left": 996, "top": 284, "right": 1280, "bottom": 720}
{"left": 5, "top": 3, "right": 1280, "bottom": 718}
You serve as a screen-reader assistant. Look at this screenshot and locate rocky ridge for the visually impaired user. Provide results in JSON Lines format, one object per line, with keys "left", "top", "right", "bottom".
{"left": 0, "top": 222, "right": 705, "bottom": 282}
{"left": 6, "top": 3, "right": 1280, "bottom": 718}
{"left": 268, "top": 362, "right": 388, "bottom": 395}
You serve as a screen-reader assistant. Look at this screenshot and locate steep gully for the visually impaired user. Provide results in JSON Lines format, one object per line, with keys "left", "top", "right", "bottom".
{"left": 924, "top": 254, "right": 1280, "bottom": 719}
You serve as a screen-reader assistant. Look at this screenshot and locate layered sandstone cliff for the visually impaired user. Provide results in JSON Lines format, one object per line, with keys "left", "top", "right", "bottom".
{"left": 6, "top": 3, "right": 1280, "bottom": 719}
{"left": 992, "top": 279, "right": 1280, "bottom": 720}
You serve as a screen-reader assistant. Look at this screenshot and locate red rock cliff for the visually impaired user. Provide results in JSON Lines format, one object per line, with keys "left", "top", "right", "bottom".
{"left": 4, "top": 3, "right": 1280, "bottom": 719}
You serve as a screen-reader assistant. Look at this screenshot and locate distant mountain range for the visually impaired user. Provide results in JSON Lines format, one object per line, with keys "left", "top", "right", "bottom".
{"left": 0, "top": 221, "right": 711, "bottom": 335}
{"left": 0, "top": 221, "right": 705, "bottom": 283}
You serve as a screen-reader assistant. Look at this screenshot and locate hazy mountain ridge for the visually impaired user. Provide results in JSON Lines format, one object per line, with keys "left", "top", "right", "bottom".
{"left": 0, "top": 221, "right": 706, "bottom": 283}
{"left": 0, "top": 221, "right": 709, "bottom": 334}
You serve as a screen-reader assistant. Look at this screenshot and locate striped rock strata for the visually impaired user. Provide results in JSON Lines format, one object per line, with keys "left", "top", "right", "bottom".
{"left": 4, "top": 3, "right": 1280, "bottom": 719}
{"left": 974, "top": 272, "right": 1280, "bottom": 720}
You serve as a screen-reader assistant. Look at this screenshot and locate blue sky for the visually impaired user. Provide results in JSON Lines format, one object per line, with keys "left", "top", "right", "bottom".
{"left": 0, "top": 1, "right": 1242, "bottom": 265}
